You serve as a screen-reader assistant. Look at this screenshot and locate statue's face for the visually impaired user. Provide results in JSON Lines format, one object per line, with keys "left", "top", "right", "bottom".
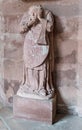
{"left": 37, "top": 7, "right": 43, "bottom": 19}
{"left": 27, "top": 6, "right": 43, "bottom": 26}
{"left": 27, "top": 10, "right": 37, "bottom": 27}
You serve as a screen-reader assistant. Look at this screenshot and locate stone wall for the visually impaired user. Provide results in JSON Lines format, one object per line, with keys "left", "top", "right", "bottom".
{"left": 77, "top": 0, "right": 82, "bottom": 117}
{"left": 0, "top": 0, "right": 80, "bottom": 115}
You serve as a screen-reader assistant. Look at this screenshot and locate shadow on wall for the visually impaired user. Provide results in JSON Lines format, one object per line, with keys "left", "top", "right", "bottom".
{"left": 53, "top": 15, "right": 69, "bottom": 114}
{"left": 4, "top": 79, "right": 20, "bottom": 105}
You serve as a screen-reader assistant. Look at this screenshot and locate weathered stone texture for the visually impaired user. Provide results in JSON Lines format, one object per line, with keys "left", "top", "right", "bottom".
{"left": 77, "top": 13, "right": 82, "bottom": 115}
{"left": 13, "top": 96, "right": 56, "bottom": 124}
{"left": 4, "top": 15, "right": 21, "bottom": 33}
{"left": 78, "top": 42, "right": 82, "bottom": 64}
{"left": 56, "top": 68, "right": 76, "bottom": 87}
{"left": 55, "top": 40, "right": 77, "bottom": 63}
{"left": 0, "top": 15, "right": 5, "bottom": 33}
{"left": 0, "top": 0, "right": 80, "bottom": 115}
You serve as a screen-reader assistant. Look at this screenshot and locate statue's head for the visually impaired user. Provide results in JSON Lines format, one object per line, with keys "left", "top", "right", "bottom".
{"left": 27, "top": 5, "right": 43, "bottom": 26}
{"left": 19, "top": 5, "right": 43, "bottom": 33}
{"left": 28, "top": 5, "right": 43, "bottom": 21}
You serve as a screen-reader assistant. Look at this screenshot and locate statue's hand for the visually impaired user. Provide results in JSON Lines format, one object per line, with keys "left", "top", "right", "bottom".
{"left": 38, "top": 16, "right": 47, "bottom": 25}
{"left": 19, "top": 25, "right": 28, "bottom": 34}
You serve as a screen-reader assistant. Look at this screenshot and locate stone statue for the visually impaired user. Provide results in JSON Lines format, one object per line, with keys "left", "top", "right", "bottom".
{"left": 17, "top": 5, "right": 55, "bottom": 99}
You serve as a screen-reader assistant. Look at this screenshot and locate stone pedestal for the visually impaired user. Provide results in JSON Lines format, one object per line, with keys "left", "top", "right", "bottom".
{"left": 13, "top": 95, "right": 56, "bottom": 124}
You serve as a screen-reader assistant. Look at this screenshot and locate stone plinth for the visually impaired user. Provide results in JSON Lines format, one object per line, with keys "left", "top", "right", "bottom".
{"left": 13, "top": 95, "right": 56, "bottom": 124}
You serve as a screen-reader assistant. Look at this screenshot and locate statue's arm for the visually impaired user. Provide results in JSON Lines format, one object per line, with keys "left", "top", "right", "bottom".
{"left": 46, "top": 12, "right": 54, "bottom": 32}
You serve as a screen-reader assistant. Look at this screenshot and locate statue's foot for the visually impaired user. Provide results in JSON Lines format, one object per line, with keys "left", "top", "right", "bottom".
{"left": 47, "top": 90, "right": 55, "bottom": 99}
{"left": 38, "top": 88, "right": 47, "bottom": 96}
{"left": 38, "top": 87, "right": 55, "bottom": 99}
{"left": 47, "top": 89, "right": 54, "bottom": 95}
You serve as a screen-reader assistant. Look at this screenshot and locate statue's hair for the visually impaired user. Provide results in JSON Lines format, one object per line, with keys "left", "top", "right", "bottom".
{"left": 28, "top": 5, "right": 42, "bottom": 16}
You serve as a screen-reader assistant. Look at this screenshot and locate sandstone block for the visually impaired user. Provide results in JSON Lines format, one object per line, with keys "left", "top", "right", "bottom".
{"left": 13, "top": 95, "right": 56, "bottom": 124}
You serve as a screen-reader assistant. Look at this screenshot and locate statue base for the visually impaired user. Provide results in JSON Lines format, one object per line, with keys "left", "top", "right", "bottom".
{"left": 13, "top": 95, "right": 56, "bottom": 124}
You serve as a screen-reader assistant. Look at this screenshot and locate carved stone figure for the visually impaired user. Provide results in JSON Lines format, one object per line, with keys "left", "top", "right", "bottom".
{"left": 17, "top": 5, "right": 55, "bottom": 99}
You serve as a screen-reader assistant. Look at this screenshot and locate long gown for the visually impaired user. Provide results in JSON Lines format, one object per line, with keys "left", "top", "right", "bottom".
{"left": 17, "top": 10, "right": 55, "bottom": 99}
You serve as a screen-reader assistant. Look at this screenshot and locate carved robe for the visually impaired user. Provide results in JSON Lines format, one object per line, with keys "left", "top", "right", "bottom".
{"left": 17, "top": 8, "right": 55, "bottom": 99}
